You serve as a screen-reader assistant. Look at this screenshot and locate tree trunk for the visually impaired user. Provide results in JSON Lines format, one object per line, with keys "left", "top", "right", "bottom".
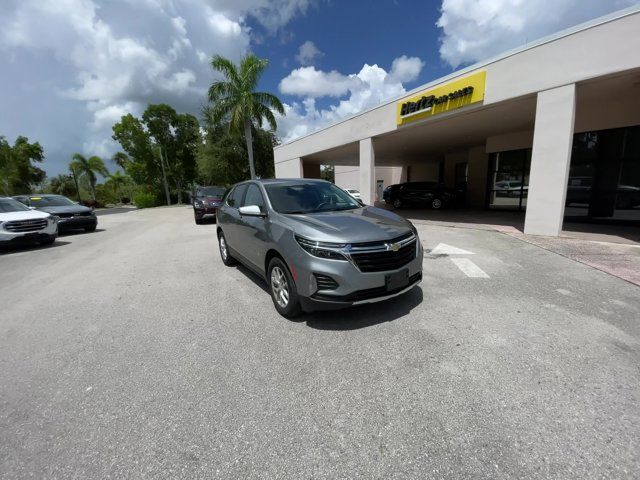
{"left": 244, "top": 120, "right": 256, "bottom": 180}
{"left": 71, "top": 168, "right": 82, "bottom": 203}
{"left": 158, "top": 145, "right": 171, "bottom": 206}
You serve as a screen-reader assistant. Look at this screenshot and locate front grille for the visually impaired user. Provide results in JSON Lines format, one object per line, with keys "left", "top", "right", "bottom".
{"left": 350, "top": 239, "right": 417, "bottom": 272}
{"left": 314, "top": 273, "right": 339, "bottom": 290}
{"left": 4, "top": 219, "right": 48, "bottom": 232}
{"left": 313, "top": 272, "right": 422, "bottom": 302}
{"left": 57, "top": 211, "right": 92, "bottom": 218}
{"left": 57, "top": 212, "right": 74, "bottom": 218}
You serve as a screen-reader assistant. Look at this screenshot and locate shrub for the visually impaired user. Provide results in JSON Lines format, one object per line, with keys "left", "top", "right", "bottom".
{"left": 133, "top": 192, "right": 157, "bottom": 209}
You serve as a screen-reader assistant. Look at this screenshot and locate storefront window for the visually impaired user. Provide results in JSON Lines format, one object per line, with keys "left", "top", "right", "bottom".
{"left": 487, "top": 149, "right": 531, "bottom": 210}
{"left": 565, "top": 126, "right": 640, "bottom": 224}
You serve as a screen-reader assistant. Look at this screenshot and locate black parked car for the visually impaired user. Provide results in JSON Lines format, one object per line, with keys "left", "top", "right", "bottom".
{"left": 383, "top": 182, "right": 460, "bottom": 209}
{"left": 13, "top": 194, "right": 97, "bottom": 232}
{"left": 192, "top": 186, "right": 226, "bottom": 224}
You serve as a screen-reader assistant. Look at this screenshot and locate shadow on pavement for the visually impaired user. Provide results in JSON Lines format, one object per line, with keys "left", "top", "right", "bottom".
{"left": 0, "top": 240, "right": 72, "bottom": 255}
{"left": 59, "top": 228, "right": 106, "bottom": 237}
{"left": 95, "top": 207, "right": 136, "bottom": 216}
{"left": 304, "top": 286, "right": 423, "bottom": 331}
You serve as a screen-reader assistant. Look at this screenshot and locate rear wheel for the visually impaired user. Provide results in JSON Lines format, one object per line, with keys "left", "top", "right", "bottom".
{"left": 218, "top": 231, "right": 237, "bottom": 266}
{"left": 392, "top": 198, "right": 402, "bottom": 209}
{"left": 431, "top": 197, "right": 443, "bottom": 209}
{"left": 268, "top": 257, "right": 302, "bottom": 318}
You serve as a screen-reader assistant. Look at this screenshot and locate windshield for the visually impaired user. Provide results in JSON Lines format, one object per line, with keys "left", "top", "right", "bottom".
{"left": 29, "top": 195, "right": 75, "bottom": 206}
{"left": 197, "top": 186, "right": 225, "bottom": 197}
{"left": 0, "top": 198, "right": 31, "bottom": 213}
{"left": 265, "top": 182, "right": 360, "bottom": 214}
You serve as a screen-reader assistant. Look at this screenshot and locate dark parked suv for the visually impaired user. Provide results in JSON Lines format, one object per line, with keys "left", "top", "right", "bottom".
{"left": 217, "top": 179, "right": 423, "bottom": 317}
{"left": 192, "top": 186, "right": 226, "bottom": 224}
{"left": 14, "top": 194, "right": 97, "bottom": 232}
{"left": 383, "top": 182, "right": 459, "bottom": 209}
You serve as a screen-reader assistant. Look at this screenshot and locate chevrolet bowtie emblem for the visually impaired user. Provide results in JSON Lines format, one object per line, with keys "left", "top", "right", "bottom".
{"left": 387, "top": 242, "right": 400, "bottom": 252}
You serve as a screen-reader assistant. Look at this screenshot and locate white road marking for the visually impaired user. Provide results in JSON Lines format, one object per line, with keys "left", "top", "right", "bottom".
{"left": 451, "top": 258, "right": 489, "bottom": 278}
{"left": 430, "top": 243, "right": 475, "bottom": 255}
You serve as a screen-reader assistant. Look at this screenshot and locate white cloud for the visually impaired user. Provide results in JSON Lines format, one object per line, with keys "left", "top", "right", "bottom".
{"left": 295, "top": 40, "right": 324, "bottom": 65}
{"left": 279, "top": 66, "right": 361, "bottom": 97}
{"left": 437, "top": 0, "right": 638, "bottom": 67}
{"left": 276, "top": 57, "right": 424, "bottom": 142}
{"left": 0, "top": 0, "right": 309, "bottom": 174}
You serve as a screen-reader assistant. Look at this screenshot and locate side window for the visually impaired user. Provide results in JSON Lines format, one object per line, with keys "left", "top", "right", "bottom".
{"left": 242, "top": 184, "right": 266, "bottom": 212}
{"left": 225, "top": 187, "right": 236, "bottom": 207}
{"left": 227, "top": 184, "right": 248, "bottom": 208}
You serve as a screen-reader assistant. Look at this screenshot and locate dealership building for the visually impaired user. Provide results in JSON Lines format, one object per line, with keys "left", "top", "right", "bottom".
{"left": 273, "top": 7, "right": 640, "bottom": 236}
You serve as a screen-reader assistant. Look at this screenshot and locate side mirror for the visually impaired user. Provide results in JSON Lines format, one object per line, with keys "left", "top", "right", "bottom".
{"left": 238, "top": 205, "right": 265, "bottom": 217}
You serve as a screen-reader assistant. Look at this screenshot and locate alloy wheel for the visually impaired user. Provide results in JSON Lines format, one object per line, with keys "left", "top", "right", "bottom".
{"left": 270, "top": 266, "right": 290, "bottom": 308}
{"left": 219, "top": 235, "right": 228, "bottom": 260}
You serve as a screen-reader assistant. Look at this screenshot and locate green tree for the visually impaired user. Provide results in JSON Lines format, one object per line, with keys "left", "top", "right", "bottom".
{"left": 197, "top": 123, "right": 277, "bottom": 186}
{"left": 47, "top": 174, "right": 77, "bottom": 198}
{"left": 112, "top": 152, "right": 130, "bottom": 169}
{"left": 105, "top": 171, "right": 132, "bottom": 202}
{"left": 0, "top": 135, "right": 46, "bottom": 195}
{"left": 207, "top": 54, "right": 284, "bottom": 180}
{"left": 320, "top": 165, "right": 335, "bottom": 183}
{"left": 70, "top": 154, "right": 109, "bottom": 200}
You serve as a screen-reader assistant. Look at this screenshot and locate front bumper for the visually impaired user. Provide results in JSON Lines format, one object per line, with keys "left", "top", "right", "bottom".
{"left": 289, "top": 237, "right": 424, "bottom": 312}
{"left": 0, "top": 223, "right": 58, "bottom": 244}
{"left": 58, "top": 215, "right": 97, "bottom": 230}
{"left": 194, "top": 206, "right": 218, "bottom": 218}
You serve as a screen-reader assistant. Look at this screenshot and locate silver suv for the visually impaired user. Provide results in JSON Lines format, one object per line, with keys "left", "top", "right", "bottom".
{"left": 216, "top": 179, "right": 423, "bottom": 317}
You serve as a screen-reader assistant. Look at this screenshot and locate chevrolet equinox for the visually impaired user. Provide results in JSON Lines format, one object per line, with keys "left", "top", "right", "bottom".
{"left": 216, "top": 179, "right": 423, "bottom": 317}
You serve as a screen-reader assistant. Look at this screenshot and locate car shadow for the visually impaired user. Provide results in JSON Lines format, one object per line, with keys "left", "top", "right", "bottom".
{"left": 59, "top": 228, "right": 106, "bottom": 237}
{"left": 235, "top": 263, "right": 269, "bottom": 294}
{"left": 0, "top": 240, "right": 72, "bottom": 255}
{"left": 304, "top": 286, "right": 423, "bottom": 330}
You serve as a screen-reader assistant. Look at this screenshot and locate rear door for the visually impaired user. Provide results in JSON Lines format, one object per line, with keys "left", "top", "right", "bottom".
{"left": 236, "top": 183, "right": 270, "bottom": 272}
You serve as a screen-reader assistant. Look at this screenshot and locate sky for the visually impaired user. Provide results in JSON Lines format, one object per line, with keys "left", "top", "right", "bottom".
{"left": 1, "top": 0, "right": 638, "bottom": 176}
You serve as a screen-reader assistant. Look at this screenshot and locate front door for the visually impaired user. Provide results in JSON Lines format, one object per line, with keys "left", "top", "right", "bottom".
{"left": 236, "top": 183, "right": 270, "bottom": 272}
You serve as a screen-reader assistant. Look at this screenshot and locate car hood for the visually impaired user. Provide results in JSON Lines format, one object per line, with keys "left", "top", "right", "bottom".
{"left": 36, "top": 205, "right": 93, "bottom": 215}
{"left": 279, "top": 206, "right": 413, "bottom": 244}
{"left": 0, "top": 210, "right": 50, "bottom": 221}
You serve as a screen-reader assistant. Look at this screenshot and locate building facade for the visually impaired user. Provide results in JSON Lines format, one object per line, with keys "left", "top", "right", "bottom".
{"left": 273, "top": 7, "right": 640, "bottom": 236}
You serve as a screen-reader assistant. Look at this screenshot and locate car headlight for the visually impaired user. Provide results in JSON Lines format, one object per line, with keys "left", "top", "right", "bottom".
{"left": 194, "top": 200, "right": 203, "bottom": 207}
{"left": 295, "top": 235, "right": 348, "bottom": 261}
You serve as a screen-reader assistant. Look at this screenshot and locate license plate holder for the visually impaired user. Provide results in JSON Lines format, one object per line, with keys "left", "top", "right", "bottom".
{"left": 386, "top": 269, "right": 409, "bottom": 292}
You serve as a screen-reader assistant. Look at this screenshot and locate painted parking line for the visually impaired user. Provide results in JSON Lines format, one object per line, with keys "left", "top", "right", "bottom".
{"left": 430, "top": 243, "right": 475, "bottom": 255}
{"left": 450, "top": 257, "right": 490, "bottom": 278}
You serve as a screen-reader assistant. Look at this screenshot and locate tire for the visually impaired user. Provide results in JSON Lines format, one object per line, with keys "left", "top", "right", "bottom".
{"left": 431, "top": 197, "right": 443, "bottom": 209}
{"left": 194, "top": 211, "right": 203, "bottom": 225}
{"left": 84, "top": 225, "right": 97, "bottom": 232}
{"left": 218, "top": 231, "right": 237, "bottom": 266}
{"left": 392, "top": 198, "right": 402, "bottom": 209}
{"left": 39, "top": 235, "right": 56, "bottom": 246}
{"left": 267, "top": 257, "right": 302, "bottom": 318}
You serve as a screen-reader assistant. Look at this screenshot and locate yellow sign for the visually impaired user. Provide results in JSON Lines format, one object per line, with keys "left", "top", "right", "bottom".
{"left": 396, "top": 70, "right": 486, "bottom": 126}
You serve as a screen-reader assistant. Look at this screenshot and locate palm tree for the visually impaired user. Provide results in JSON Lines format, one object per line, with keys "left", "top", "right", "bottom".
{"left": 207, "top": 54, "right": 285, "bottom": 179}
{"left": 112, "top": 152, "right": 129, "bottom": 169}
{"left": 106, "top": 171, "right": 128, "bottom": 203}
{"left": 70, "top": 154, "right": 109, "bottom": 200}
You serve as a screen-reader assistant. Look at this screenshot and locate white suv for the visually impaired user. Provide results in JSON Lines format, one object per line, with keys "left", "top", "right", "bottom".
{"left": 0, "top": 196, "right": 58, "bottom": 246}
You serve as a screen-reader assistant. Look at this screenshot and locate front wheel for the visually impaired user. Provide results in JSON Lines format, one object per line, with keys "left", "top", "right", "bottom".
{"left": 39, "top": 235, "right": 56, "bottom": 246}
{"left": 194, "top": 211, "right": 203, "bottom": 225}
{"left": 431, "top": 197, "right": 443, "bottom": 209}
{"left": 84, "top": 225, "right": 97, "bottom": 232}
{"left": 218, "top": 231, "right": 237, "bottom": 266}
{"left": 392, "top": 198, "right": 402, "bottom": 209}
{"left": 268, "top": 257, "right": 302, "bottom": 318}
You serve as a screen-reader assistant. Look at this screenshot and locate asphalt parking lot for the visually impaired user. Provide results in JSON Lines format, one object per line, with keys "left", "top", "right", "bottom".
{"left": 1, "top": 206, "right": 639, "bottom": 479}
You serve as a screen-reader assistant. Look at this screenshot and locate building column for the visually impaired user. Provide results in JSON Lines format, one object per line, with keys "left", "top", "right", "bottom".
{"left": 359, "top": 138, "right": 376, "bottom": 205}
{"left": 524, "top": 84, "right": 576, "bottom": 236}
{"left": 274, "top": 157, "right": 303, "bottom": 179}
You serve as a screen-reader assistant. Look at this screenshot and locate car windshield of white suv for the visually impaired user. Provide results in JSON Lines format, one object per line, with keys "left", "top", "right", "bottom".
{"left": 265, "top": 182, "right": 360, "bottom": 214}
{"left": 0, "top": 198, "right": 31, "bottom": 213}
{"left": 28, "top": 195, "right": 76, "bottom": 207}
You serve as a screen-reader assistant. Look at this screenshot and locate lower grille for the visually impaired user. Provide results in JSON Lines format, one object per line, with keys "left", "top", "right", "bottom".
{"left": 4, "top": 219, "right": 48, "bottom": 232}
{"left": 314, "top": 273, "right": 339, "bottom": 290}
{"left": 350, "top": 241, "right": 417, "bottom": 272}
{"left": 313, "top": 272, "right": 422, "bottom": 302}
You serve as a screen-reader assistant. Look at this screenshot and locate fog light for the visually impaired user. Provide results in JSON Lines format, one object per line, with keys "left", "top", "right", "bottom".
{"left": 308, "top": 273, "right": 318, "bottom": 295}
